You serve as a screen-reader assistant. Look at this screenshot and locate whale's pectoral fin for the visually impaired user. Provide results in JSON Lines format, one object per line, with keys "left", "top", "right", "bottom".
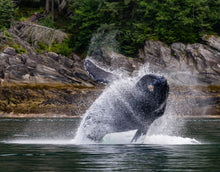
{"left": 131, "top": 127, "right": 148, "bottom": 143}
{"left": 84, "top": 59, "right": 119, "bottom": 84}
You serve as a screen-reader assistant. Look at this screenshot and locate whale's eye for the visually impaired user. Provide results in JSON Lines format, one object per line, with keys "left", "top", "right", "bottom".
{"left": 148, "top": 84, "right": 154, "bottom": 92}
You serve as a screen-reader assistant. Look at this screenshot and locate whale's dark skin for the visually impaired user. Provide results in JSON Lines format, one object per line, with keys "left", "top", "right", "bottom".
{"left": 80, "top": 59, "right": 169, "bottom": 142}
{"left": 84, "top": 59, "right": 119, "bottom": 84}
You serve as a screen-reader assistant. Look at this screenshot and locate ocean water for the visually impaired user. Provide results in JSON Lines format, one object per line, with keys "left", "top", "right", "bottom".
{"left": 0, "top": 117, "right": 220, "bottom": 172}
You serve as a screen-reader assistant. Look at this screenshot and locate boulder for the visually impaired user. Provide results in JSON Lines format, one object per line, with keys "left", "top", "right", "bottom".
{"left": 47, "top": 52, "right": 59, "bottom": 61}
{"left": 202, "top": 35, "right": 220, "bottom": 52}
{"left": 69, "top": 53, "right": 83, "bottom": 68}
{"left": 87, "top": 50, "right": 140, "bottom": 76}
{"left": 0, "top": 49, "right": 97, "bottom": 86}
{"left": 3, "top": 47, "right": 16, "bottom": 56}
{"left": 138, "top": 39, "right": 220, "bottom": 85}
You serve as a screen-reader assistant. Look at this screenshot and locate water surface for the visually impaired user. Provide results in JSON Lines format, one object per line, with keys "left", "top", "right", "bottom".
{"left": 0, "top": 118, "right": 220, "bottom": 171}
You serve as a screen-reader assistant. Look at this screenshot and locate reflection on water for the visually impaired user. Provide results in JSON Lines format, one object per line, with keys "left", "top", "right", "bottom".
{"left": 0, "top": 118, "right": 220, "bottom": 171}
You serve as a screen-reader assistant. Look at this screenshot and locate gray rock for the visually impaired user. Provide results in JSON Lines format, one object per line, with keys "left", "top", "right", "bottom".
{"left": 0, "top": 50, "right": 97, "bottom": 86}
{"left": 75, "top": 71, "right": 91, "bottom": 81}
{"left": 87, "top": 37, "right": 220, "bottom": 86}
{"left": 139, "top": 39, "right": 220, "bottom": 85}
{"left": 69, "top": 53, "right": 81, "bottom": 62}
{"left": 202, "top": 35, "right": 220, "bottom": 52}
{"left": 58, "top": 55, "right": 74, "bottom": 69}
{"left": 140, "top": 40, "right": 167, "bottom": 67}
{"left": 68, "top": 53, "right": 83, "bottom": 68}
{"left": 8, "top": 56, "right": 23, "bottom": 65}
{"left": 171, "top": 42, "right": 186, "bottom": 52}
{"left": 3, "top": 47, "right": 16, "bottom": 56}
{"left": 0, "top": 53, "right": 9, "bottom": 66}
{"left": 107, "top": 51, "right": 134, "bottom": 73}
{"left": 47, "top": 52, "right": 59, "bottom": 61}
{"left": 87, "top": 50, "right": 137, "bottom": 75}
{"left": 4, "top": 65, "right": 29, "bottom": 81}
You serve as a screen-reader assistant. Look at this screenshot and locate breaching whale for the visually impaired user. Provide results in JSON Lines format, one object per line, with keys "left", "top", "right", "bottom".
{"left": 76, "top": 59, "right": 169, "bottom": 143}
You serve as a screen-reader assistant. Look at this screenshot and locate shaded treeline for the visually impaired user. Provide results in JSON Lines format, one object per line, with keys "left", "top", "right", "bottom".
{"left": 0, "top": 0, "right": 220, "bottom": 57}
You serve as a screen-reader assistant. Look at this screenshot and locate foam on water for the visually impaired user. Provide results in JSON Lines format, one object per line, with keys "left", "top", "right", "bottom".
{"left": 3, "top": 139, "right": 75, "bottom": 145}
{"left": 3, "top": 131, "right": 200, "bottom": 145}
{"left": 144, "top": 135, "right": 200, "bottom": 145}
{"left": 101, "top": 130, "right": 200, "bottom": 145}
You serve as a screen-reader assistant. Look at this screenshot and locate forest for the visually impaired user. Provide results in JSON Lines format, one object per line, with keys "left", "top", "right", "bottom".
{"left": 0, "top": 0, "right": 220, "bottom": 57}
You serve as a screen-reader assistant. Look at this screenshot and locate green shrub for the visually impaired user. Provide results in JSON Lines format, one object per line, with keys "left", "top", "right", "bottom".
{"left": 11, "top": 44, "right": 26, "bottom": 54}
{"left": 57, "top": 41, "right": 72, "bottom": 56}
{"left": 37, "top": 39, "right": 72, "bottom": 57}
{"left": 50, "top": 40, "right": 72, "bottom": 56}
{"left": 37, "top": 15, "right": 56, "bottom": 29}
{"left": 1, "top": 26, "right": 7, "bottom": 32}
{"left": 37, "top": 42, "right": 48, "bottom": 50}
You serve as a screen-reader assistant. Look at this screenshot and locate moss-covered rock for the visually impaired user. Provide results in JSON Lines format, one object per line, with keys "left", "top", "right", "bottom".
{"left": 0, "top": 83, "right": 103, "bottom": 116}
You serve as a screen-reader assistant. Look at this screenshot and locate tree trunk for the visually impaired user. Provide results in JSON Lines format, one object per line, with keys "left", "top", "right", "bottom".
{"left": 52, "top": 0, "right": 54, "bottom": 21}
{"left": 46, "top": 0, "right": 50, "bottom": 14}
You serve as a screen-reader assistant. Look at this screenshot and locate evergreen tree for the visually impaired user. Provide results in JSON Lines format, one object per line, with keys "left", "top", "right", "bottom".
{"left": 138, "top": 0, "right": 220, "bottom": 43}
{"left": 68, "top": 0, "right": 102, "bottom": 53}
{"left": 0, "top": 0, "right": 16, "bottom": 29}
{"left": 67, "top": 0, "right": 220, "bottom": 57}
{"left": 100, "top": 0, "right": 144, "bottom": 56}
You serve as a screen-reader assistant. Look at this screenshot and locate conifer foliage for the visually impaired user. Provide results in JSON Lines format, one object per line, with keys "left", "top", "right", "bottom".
{"left": 68, "top": 0, "right": 220, "bottom": 57}
{"left": 1, "top": 0, "right": 220, "bottom": 57}
{"left": 0, "top": 0, "right": 16, "bottom": 29}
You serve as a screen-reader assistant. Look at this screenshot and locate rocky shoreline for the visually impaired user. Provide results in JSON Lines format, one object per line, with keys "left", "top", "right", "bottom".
{"left": 0, "top": 23, "right": 219, "bottom": 117}
{"left": 1, "top": 113, "right": 219, "bottom": 119}
{"left": 0, "top": 83, "right": 103, "bottom": 116}
{"left": 0, "top": 112, "right": 80, "bottom": 118}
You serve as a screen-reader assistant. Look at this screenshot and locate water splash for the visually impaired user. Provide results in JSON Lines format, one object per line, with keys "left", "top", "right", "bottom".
{"left": 144, "top": 135, "right": 200, "bottom": 145}
{"left": 4, "top": 132, "right": 200, "bottom": 145}
{"left": 101, "top": 131, "right": 200, "bottom": 145}
{"left": 73, "top": 76, "right": 136, "bottom": 144}
{"left": 88, "top": 24, "right": 119, "bottom": 63}
{"left": 73, "top": 61, "right": 199, "bottom": 145}
{"left": 2, "top": 58, "right": 201, "bottom": 146}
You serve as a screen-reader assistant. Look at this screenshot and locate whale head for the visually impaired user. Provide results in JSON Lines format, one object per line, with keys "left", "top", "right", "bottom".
{"left": 136, "top": 74, "right": 169, "bottom": 115}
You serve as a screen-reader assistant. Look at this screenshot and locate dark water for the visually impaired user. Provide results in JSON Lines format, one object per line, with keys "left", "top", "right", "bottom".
{"left": 0, "top": 118, "right": 220, "bottom": 172}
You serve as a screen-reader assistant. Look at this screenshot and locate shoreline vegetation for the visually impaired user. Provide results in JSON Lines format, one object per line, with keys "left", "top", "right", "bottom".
{"left": 0, "top": 83, "right": 218, "bottom": 117}
{"left": 1, "top": 0, "right": 219, "bottom": 57}
{"left": 0, "top": 83, "right": 103, "bottom": 116}
{"left": 0, "top": 0, "right": 219, "bottom": 118}
{"left": 0, "top": 112, "right": 80, "bottom": 118}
